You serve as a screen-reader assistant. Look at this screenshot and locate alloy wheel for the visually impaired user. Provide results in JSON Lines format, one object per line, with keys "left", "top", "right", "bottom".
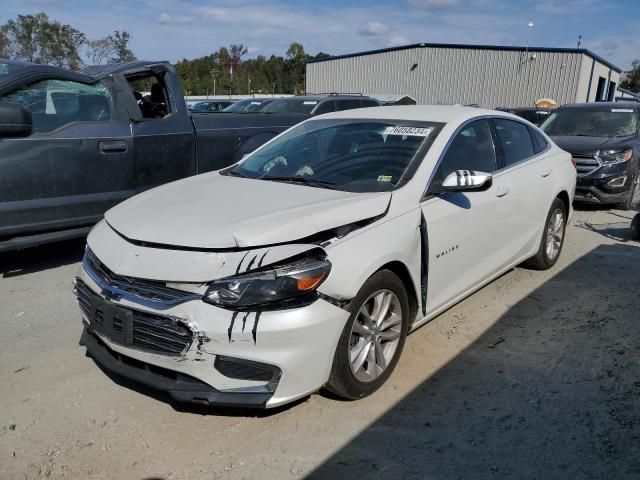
{"left": 630, "top": 173, "right": 640, "bottom": 209}
{"left": 545, "top": 208, "right": 565, "bottom": 260}
{"left": 348, "top": 289, "right": 402, "bottom": 382}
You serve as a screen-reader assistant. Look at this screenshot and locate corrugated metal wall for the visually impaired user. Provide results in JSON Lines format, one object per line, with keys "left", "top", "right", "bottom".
{"left": 306, "top": 47, "right": 586, "bottom": 108}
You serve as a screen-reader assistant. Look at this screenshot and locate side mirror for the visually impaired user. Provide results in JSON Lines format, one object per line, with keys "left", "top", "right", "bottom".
{"left": 0, "top": 102, "right": 32, "bottom": 138}
{"left": 441, "top": 170, "right": 493, "bottom": 192}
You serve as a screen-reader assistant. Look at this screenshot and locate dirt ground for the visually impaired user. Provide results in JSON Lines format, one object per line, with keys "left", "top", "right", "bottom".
{"left": 1, "top": 207, "right": 639, "bottom": 480}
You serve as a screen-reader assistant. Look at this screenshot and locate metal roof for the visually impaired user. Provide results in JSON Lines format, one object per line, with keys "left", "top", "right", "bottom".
{"left": 306, "top": 42, "right": 621, "bottom": 73}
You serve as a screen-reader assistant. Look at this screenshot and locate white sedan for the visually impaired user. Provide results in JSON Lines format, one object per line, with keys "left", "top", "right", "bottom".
{"left": 75, "top": 106, "right": 576, "bottom": 408}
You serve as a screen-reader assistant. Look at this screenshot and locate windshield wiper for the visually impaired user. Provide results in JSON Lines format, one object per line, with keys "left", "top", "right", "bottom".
{"left": 259, "top": 176, "right": 343, "bottom": 190}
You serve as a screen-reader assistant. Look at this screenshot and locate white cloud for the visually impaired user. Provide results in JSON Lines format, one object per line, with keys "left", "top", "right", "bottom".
{"left": 388, "top": 35, "right": 410, "bottom": 47}
{"left": 408, "top": 0, "right": 459, "bottom": 10}
{"left": 158, "top": 13, "right": 194, "bottom": 25}
{"left": 358, "top": 21, "right": 390, "bottom": 36}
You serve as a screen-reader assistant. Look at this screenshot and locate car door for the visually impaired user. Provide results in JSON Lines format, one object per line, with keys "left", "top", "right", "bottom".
{"left": 0, "top": 77, "right": 133, "bottom": 239}
{"left": 124, "top": 67, "right": 195, "bottom": 192}
{"left": 420, "top": 119, "right": 511, "bottom": 313}
{"left": 490, "top": 117, "right": 553, "bottom": 259}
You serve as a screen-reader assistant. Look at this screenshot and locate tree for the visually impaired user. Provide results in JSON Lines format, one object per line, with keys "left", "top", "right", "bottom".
{"left": 2, "top": 13, "right": 85, "bottom": 69}
{"left": 621, "top": 60, "right": 640, "bottom": 93}
{"left": 109, "top": 30, "right": 136, "bottom": 63}
{"left": 85, "top": 37, "right": 113, "bottom": 66}
{"left": 285, "top": 42, "right": 306, "bottom": 94}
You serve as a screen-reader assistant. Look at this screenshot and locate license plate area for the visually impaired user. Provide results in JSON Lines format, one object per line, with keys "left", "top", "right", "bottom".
{"left": 88, "top": 294, "right": 135, "bottom": 346}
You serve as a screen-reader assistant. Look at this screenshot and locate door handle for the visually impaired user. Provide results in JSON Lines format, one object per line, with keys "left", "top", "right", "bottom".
{"left": 541, "top": 168, "right": 553, "bottom": 178}
{"left": 495, "top": 186, "right": 510, "bottom": 197}
{"left": 99, "top": 141, "right": 127, "bottom": 153}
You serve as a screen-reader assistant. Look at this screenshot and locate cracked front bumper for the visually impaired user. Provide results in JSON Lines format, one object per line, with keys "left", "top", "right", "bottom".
{"left": 75, "top": 266, "right": 350, "bottom": 408}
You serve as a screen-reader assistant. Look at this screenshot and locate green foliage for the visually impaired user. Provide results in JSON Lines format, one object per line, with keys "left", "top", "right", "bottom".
{"left": 176, "top": 42, "right": 332, "bottom": 95}
{"left": 2, "top": 13, "right": 86, "bottom": 69}
{"left": 620, "top": 60, "right": 640, "bottom": 93}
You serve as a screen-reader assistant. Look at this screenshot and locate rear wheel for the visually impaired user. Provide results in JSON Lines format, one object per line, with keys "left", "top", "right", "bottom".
{"left": 324, "top": 270, "right": 410, "bottom": 400}
{"left": 524, "top": 198, "right": 567, "bottom": 270}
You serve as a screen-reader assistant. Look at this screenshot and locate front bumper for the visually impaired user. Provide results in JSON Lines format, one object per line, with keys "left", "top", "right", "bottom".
{"left": 75, "top": 265, "right": 350, "bottom": 408}
{"left": 574, "top": 162, "right": 634, "bottom": 204}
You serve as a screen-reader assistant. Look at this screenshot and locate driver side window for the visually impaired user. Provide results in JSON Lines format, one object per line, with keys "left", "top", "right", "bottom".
{"left": 432, "top": 120, "right": 496, "bottom": 188}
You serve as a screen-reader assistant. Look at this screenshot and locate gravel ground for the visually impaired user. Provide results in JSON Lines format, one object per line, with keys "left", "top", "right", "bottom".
{"left": 0, "top": 208, "right": 639, "bottom": 480}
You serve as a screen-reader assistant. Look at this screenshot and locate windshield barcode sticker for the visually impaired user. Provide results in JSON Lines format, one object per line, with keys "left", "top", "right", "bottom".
{"left": 611, "top": 109, "right": 633, "bottom": 113}
{"left": 383, "top": 126, "right": 433, "bottom": 137}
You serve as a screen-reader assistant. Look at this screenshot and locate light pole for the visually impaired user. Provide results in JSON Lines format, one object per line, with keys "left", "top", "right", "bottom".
{"left": 210, "top": 68, "right": 218, "bottom": 97}
{"left": 248, "top": 76, "right": 251, "bottom": 95}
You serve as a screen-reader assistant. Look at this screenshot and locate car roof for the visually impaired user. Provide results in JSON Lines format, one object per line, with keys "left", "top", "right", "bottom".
{"left": 314, "top": 104, "right": 515, "bottom": 124}
{"left": 277, "top": 95, "right": 375, "bottom": 102}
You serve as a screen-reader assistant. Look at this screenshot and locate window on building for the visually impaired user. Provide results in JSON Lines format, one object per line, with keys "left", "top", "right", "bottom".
{"left": 595, "top": 76, "right": 607, "bottom": 102}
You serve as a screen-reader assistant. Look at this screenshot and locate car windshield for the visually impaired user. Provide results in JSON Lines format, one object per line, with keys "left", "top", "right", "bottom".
{"left": 261, "top": 99, "right": 319, "bottom": 114}
{"left": 189, "top": 102, "right": 210, "bottom": 111}
{"left": 222, "top": 99, "right": 270, "bottom": 113}
{"left": 228, "top": 119, "right": 444, "bottom": 193}
{"left": 541, "top": 108, "right": 639, "bottom": 138}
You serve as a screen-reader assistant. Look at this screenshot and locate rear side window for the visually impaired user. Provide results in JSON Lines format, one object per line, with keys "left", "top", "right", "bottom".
{"left": 359, "top": 99, "right": 379, "bottom": 108}
{"left": 493, "top": 119, "right": 535, "bottom": 167}
{"left": 3, "top": 79, "right": 112, "bottom": 133}
{"left": 314, "top": 101, "right": 336, "bottom": 115}
{"left": 529, "top": 127, "right": 549, "bottom": 154}
{"left": 335, "top": 99, "right": 362, "bottom": 111}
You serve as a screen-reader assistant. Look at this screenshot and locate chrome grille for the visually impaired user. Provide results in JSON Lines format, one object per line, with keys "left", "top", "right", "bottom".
{"left": 573, "top": 155, "right": 601, "bottom": 176}
{"left": 75, "top": 279, "right": 194, "bottom": 356}
{"left": 84, "top": 249, "right": 199, "bottom": 309}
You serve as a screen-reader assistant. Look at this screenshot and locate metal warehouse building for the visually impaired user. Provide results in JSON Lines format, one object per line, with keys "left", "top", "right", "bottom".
{"left": 306, "top": 43, "right": 621, "bottom": 108}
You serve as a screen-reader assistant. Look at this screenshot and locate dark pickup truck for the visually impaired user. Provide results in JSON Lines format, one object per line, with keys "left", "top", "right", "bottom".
{"left": 0, "top": 59, "right": 379, "bottom": 251}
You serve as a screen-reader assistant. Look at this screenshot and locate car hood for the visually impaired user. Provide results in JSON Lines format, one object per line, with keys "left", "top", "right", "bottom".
{"left": 550, "top": 135, "right": 635, "bottom": 156}
{"left": 105, "top": 172, "right": 391, "bottom": 249}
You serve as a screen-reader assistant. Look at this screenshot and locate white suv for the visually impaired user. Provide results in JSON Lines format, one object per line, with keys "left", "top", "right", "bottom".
{"left": 75, "top": 105, "right": 576, "bottom": 408}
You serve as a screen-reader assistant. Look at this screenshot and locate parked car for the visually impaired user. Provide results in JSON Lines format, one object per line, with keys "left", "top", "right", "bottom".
{"left": 0, "top": 59, "right": 378, "bottom": 252}
{"left": 75, "top": 105, "right": 575, "bottom": 408}
{"left": 260, "top": 94, "right": 379, "bottom": 114}
{"left": 188, "top": 100, "right": 236, "bottom": 112}
{"left": 495, "top": 106, "right": 552, "bottom": 126}
{"left": 221, "top": 98, "right": 274, "bottom": 113}
{"left": 540, "top": 102, "right": 640, "bottom": 209}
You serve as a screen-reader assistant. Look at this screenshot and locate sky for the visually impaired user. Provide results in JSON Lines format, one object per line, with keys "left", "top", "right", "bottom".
{"left": 2, "top": 0, "right": 639, "bottom": 70}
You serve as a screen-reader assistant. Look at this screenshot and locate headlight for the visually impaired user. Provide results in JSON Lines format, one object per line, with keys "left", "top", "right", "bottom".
{"left": 203, "top": 254, "right": 331, "bottom": 310}
{"left": 599, "top": 149, "right": 633, "bottom": 165}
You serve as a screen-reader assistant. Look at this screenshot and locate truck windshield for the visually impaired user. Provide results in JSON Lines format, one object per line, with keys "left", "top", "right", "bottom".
{"left": 229, "top": 119, "right": 444, "bottom": 193}
{"left": 261, "top": 99, "right": 318, "bottom": 114}
{"left": 541, "top": 108, "right": 639, "bottom": 138}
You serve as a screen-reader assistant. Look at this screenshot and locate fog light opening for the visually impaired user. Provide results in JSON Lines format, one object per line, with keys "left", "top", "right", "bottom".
{"left": 607, "top": 176, "right": 627, "bottom": 188}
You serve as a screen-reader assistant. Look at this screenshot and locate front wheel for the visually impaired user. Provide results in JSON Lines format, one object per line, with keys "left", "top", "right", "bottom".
{"left": 614, "top": 172, "right": 640, "bottom": 211}
{"left": 324, "top": 270, "right": 410, "bottom": 400}
{"left": 524, "top": 198, "right": 567, "bottom": 270}
{"left": 631, "top": 214, "right": 640, "bottom": 241}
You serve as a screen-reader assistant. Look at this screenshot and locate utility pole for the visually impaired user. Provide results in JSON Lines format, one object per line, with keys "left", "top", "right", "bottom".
{"left": 248, "top": 76, "right": 251, "bottom": 95}
{"left": 272, "top": 82, "right": 276, "bottom": 96}
{"left": 210, "top": 68, "right": 218, "bottom": 97}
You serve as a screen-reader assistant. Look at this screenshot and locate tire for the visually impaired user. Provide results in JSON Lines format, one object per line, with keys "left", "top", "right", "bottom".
{"left": 631, "top": 214, "right": 640, "bottom": 241}
{"left": 324, "top": 270, "right": 410, "bottom": 400}
{"left": 614, "top": 172, "right": 640, "bottom": 211}
{"left": 524, "top": 197, "right": 567, "bottom": 270}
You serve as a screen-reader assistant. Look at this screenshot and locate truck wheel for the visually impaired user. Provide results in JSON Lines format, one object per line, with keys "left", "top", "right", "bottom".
{"left": 524, "top": 198, "right": 567, "bottom": 270}
{"left": 631, "top": 214, "right": 640, "bottom": 241}
{"left": 614, "top": 172, "right": 640, "bottom": 211}
{"left": 324, "top": 270, "right": 409, "bottom": 400}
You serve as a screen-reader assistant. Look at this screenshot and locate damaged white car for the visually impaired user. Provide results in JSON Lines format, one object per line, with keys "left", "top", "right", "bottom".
{"left": 75, "top": 106, "right": 576, "bottom": 408}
